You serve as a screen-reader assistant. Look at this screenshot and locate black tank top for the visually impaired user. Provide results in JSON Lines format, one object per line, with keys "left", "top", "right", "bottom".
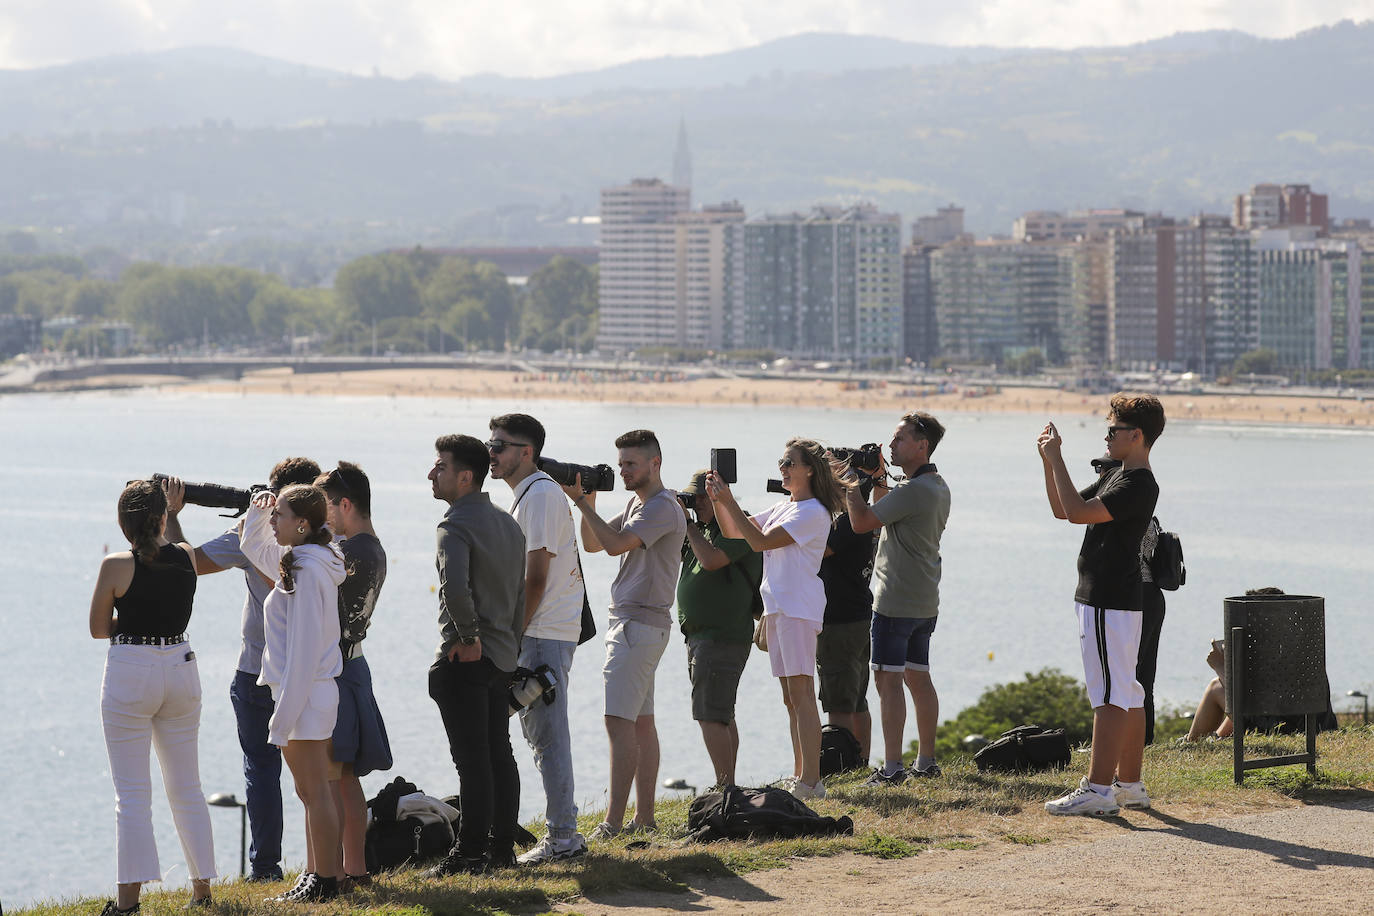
{"left": 113, "top": 544, "right": 198, "bottom": 637}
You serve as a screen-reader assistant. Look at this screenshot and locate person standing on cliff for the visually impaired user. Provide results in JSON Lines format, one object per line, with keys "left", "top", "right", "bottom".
{"left": 1037, "top": 393, "right": 1164, "bottom": 816}
{"left": 840, "top": 413, "right": 951, "bottom": 785}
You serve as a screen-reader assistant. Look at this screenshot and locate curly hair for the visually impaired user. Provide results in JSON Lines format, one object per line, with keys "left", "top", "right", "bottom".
{"left": 1109, "top": 393, "right": 1166, "bottom": 446}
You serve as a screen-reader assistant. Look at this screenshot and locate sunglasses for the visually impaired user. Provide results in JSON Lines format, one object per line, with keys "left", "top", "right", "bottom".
{"left": 777, "top": 458, "right": 796, "bottom": 469}
{"left": 1105, "top": 425, "right": 1137, "bottom": 440}
{"left": 486, "top": 438, "right": 531, "bottom": 455}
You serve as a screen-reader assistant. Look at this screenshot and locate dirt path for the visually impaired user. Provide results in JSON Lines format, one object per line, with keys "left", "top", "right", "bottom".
{"left": 558, "top": 797, "right": 1374, "bottom": 914}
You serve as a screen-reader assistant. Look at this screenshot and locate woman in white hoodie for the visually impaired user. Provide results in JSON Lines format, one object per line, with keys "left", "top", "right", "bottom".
{"left": 241, "top": 484, "right": 347, "bottom": 902}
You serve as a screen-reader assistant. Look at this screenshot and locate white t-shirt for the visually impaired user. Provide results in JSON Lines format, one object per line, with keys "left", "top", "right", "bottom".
{"left": 753, "top": 498, "right": 831, "bottom": 623}
{"left": 510, "top": 471, "right": 586, "bottom": 643}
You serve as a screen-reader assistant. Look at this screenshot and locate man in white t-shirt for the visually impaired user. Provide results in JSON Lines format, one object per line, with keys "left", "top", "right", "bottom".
{"left": 487, "top": 414, "right": 589, "bottom": 863}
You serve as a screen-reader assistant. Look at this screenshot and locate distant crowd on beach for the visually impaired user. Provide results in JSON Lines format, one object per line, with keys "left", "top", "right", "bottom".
{"left": 88, "top": 390, "right": 1169, "bottom": 908}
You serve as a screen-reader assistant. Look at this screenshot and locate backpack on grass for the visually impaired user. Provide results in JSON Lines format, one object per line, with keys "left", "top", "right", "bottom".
{"left": 972, "top": 725, "right": 1072, "bottom": 773}
{"left": 819, "top": 724, "right": 864, "bottom": 777}
{"left": 686, "top": 785, "right": 853, "bottom": 843}
{"left": 363, "top": 777, "right": 456, "bottom": 872}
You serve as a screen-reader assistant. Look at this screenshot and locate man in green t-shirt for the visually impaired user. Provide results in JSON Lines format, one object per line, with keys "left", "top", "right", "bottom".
{"left": 676, "top": 469, "right": 761, "bottom": 788}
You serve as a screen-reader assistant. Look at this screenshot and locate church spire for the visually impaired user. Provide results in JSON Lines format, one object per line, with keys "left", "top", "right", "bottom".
{"left": 672, "top": 118, "right": 692, "bottom": 192}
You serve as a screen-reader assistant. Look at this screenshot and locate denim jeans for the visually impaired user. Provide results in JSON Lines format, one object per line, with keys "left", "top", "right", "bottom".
{"left": 428, "top": 655, "right": 520, "bottom": 858}
{"left": 101, "top": 644, "right": 216, "bottom": 884}
{"left": 517, "top": 636, "right": 578, "bottom": 837}
{"left": 229, "top": 668, "right": 283, "bottom": 877}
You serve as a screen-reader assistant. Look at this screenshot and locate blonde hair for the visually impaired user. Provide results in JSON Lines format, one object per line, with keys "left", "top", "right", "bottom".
{"left": 786, "top": 437, "right": 845, "bottom": 518}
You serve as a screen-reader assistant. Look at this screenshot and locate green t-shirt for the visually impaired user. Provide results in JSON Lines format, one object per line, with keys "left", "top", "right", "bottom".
{"left": 676, "top": 520, "right": 761, "bottom": 644}
{"left": 871, "top": 469, "right": 951, "bottom": 619}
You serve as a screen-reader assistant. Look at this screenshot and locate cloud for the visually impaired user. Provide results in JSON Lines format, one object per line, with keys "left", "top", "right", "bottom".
{"left": 0, "top": 0, "right": 1371, "bottom": 77}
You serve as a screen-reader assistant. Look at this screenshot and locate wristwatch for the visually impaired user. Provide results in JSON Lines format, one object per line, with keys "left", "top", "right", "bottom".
{"left": 458, "top": 634, "right": 478, "bottom": 646}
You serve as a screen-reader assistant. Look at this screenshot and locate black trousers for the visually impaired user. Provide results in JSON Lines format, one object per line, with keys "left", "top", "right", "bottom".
{"left": 428, "top": 655, "right": 519, "bottom": 858}
{"left": 1136, "top": 584, "right": 1167, "bottom": 745}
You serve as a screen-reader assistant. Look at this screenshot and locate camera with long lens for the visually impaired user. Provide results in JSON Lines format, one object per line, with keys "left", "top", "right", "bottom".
{"left": 766, "top": 479, "right": 790, "bottom": 495}
{"left": 536, "top": 457, "right": 616, "bottom": 493}
{"left": 151, "top": 473, "right": 268, "bottom": 518}
{"left": 508, "top": 664, "right": 557, "bottom": 717}
{"left": 677, "top": 492, "right": 698, "bottom": 510}
{"left": 830, "top": 442, "right": 883, "bottom": 474}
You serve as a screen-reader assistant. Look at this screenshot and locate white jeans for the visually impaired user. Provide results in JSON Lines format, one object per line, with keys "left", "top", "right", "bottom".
{"left": 101, "top": 643, "right": 217, "bottom": 884}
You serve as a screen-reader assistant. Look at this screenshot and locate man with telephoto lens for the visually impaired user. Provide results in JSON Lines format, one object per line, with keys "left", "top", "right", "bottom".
{"left": 840, "top": 413, "right": 950, "bottom": 786}
{"left": 163, "top": 457, "right": 321, "bottom": 883}
{"left": 427, "top": 434, "right": 525, "bottom": 875}
{"left": 559, "top": 429, "right": 685, "bottom": 840}
{"left": 675, "top": 469, "right": 761, "bottom": 788}
{"left": 486, "top": 413, "right": 589, "bottom": 864}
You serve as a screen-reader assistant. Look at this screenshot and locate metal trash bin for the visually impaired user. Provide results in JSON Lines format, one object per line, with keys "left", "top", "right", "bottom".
{"left": 1223, "top": 593, "right": 1326, "bottom": 783}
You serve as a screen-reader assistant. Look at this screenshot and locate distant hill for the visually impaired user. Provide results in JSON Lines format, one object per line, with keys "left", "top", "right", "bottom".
{"left": 1, "top": 22, "right": 1373, "bottom": 247}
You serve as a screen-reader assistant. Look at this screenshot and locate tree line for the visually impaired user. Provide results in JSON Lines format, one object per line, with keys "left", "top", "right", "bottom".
{"left": 0, "top": 241, "right": 598, "bottom": 355}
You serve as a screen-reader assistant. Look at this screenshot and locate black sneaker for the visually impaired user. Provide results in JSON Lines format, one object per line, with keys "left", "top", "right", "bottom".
{"left": 487, "top": 846, "right": 518, "bottom": 870}
{"left": 246, "top": 869, "right": 284, "bottom": 884}
{"left": 268, "top": 872, "right": 338, "bottom": 903}
{"left": 863, "top": 766, "right": 908, "bottom": 787}
{"left": 911, "top": 763, "right": 943, "bottom": 778}
{"left": 425, "top": 846, "right": 488, "bottom": 878}
{"left": 99, "top": 902, "right": 139, "bottom": 916}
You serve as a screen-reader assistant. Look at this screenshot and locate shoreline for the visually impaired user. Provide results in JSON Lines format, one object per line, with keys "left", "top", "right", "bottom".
{"left": 28, "top": 366, "right": 1374, "bottom": 429}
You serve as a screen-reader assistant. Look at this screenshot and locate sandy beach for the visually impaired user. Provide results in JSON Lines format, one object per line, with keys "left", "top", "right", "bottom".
{"left": 152, "top": 366, "right": 1374, "bottom": 429}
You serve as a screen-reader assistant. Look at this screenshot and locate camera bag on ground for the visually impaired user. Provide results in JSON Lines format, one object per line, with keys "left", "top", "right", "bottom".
{"left": 819, "top": 724, "right": 864, "bottom": 776}
{"left": 364, "top": 777, "right": 457, "bottom": 872}
{"left": 685, "top": 785, "right": 854, "bottom": 843}
{"left": 1148, "top": 518, "right": 1186, "bottom": 591}
{"left": 972, "top": 725, "right": 1072, "bottom": 773}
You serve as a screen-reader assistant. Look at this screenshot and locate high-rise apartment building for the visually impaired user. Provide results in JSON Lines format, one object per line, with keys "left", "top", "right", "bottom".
{"left": 1234, "top": 183, "right": 1329, "bottom": 235}
{"left": 930, "top": 239, "right": 1071, "bottom": 363}
{"left": 902, "top": 244, "right": 938, "bottom": 362}
{"left": 911, "top": 205, "right": 964, "bottom": 245}
{"left": 1013, "top": 209, "right": 1146, "bottom": 243}
{"left": 1254, "top": 229, "right": 1362, "bottom": 370}
{"left": 674, "top": 203, "right": 745, "bottom": 349}
{"left": 596, "top": 178, "right": 690, "bottom": 352}
{"left": 728, "top": 205, "right": 903, "bottom": 362}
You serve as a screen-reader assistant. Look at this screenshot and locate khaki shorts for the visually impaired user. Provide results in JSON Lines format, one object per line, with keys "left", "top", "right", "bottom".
{"left": 817, "top": 619, "right": 871, "bottom": 714}
{"left": 603, "top": 617, "right": 669, "bottom": 720}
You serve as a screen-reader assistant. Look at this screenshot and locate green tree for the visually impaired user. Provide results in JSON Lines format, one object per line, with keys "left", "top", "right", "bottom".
{"left": 422, "top": 257, "right": 515, "bottom": 350}
{"left": 66, "top": 278, "right": 117, "bottom": 318}
{"left": 1231, "top": 348, "right": 1280, "bottom": 376}
{"left": 115, "top": 265, "right": 264, "bottom": 347}
{"left": 0, "top": 268, "right": 82, "bottom": 317}
{"left": 334, "top": 253, "right": 422, "bottom": 323}
{"left": 518, "top": 257, "right": 597, "bottom": 351}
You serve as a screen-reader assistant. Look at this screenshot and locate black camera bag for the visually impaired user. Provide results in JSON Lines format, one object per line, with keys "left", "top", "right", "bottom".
{"left": 973, "top": 725, "right": 1071, "bottom": 773}
{"left": 363, "top": 777, "right": 455, "bottom": 872}
{"left": 819, "top": 724, "right": 864, "bottom": 776}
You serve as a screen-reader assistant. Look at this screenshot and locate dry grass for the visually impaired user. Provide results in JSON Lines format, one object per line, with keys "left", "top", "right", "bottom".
{"left": 22, "top": 727, "right": 1374, "bottom": 916}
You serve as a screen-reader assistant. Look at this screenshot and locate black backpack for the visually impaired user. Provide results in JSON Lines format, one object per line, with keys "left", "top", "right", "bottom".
{"left": 1148, "top": 518, "right": 1186, "bottom": 591}
{"left": 686, "top": 785, "right": 853, "bottom": 843}
{"left": 363, "top": 777, "right": 455, "bottom": 873}
{"left": 819, "top": 724, "right": 864, "bottom": 777}
{"left": 973, "top": 725, "right": 1072, "bottom": 773}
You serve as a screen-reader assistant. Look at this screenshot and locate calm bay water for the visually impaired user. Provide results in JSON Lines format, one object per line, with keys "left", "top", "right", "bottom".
{"left": 3, "top": 388, "right": 1373, "bottom": 906}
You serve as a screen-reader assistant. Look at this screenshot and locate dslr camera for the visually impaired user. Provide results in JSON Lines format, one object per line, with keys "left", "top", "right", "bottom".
{"left": 151, "top": 472, "right": 268, "bottom": 517}
{"left": 830, "top": 442, "right": 883, "bottom": 474}
{"left": 536, "top": 457, "right": 616, "bottom": 493}
{"left": 508, "top": 664, "right": 558, "bottom": 717}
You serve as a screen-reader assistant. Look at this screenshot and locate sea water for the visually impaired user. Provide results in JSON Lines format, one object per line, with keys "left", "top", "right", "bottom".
{"left": 3, "top": 389, "right": 1372, "bottom": 906}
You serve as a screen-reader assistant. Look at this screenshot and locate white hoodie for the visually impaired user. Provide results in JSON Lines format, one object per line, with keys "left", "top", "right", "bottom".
{"left": 241, "top": 501, "right": 347, "bottom": 747}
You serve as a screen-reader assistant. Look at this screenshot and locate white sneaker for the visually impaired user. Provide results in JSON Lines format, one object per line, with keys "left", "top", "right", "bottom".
{"left": 791, "top": 778, "right": 826, "bottom": 801}
{"left": 587, "top": 821, "right": 620, "bottom": 842}
{"left": 1112, "top": 780, "right": 1152, "bottom": 810}
{"left": 517, "top": 832, "right": 588, "bottom": 864}
{"left": 1045, "top": 783, "right": 1119, "bottom": 817}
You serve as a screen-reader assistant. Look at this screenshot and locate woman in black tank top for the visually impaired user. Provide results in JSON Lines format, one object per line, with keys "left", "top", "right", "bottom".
{"left": 89, "top": 479, "right": 215, "bottom": 914}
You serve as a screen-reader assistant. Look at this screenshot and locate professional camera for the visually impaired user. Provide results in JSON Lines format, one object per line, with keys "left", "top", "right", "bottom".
{"left": 677, "top": 492, "right": 698, "bottom": 511}
{"left": 151, "top": 473, "right": 268, "bottom": 518}
{"left": 830, "top": 443, "right": 883, "bottom": 474}
{"left": 766, "top": 478, "right": 790, "bottom": 495}
{"left": 536, "top": 457, "right": 616, "bottom": 493}
{"left": 508, "top": 664, "right": 558, "bottom": 717}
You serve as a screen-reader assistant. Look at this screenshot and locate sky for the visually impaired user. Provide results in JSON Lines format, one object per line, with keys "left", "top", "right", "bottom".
{"left": 0, "top": 0, "right": 1371, "bottom": 78}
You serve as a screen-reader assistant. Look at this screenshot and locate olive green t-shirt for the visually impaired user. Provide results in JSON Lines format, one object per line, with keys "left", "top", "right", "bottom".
{"left": 676, "top": 520, "right": 760, "bottom": 644}
{"left": 871, "top": 469, "right": 950, "bottom": 619}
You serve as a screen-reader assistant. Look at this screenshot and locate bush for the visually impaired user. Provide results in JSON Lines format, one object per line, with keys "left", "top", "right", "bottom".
{"left": 929, "top": 668, "right": 1093, "bottom": 758}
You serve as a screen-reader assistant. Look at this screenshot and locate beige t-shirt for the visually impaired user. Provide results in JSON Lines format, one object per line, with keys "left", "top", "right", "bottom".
{"left": 608, "top": 488, "right": 687, "bottom": 629}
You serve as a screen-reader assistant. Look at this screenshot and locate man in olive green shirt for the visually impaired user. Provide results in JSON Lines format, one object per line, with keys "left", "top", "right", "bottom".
{"left": 676, "top": 470, "right": 761, "bottom": 788}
